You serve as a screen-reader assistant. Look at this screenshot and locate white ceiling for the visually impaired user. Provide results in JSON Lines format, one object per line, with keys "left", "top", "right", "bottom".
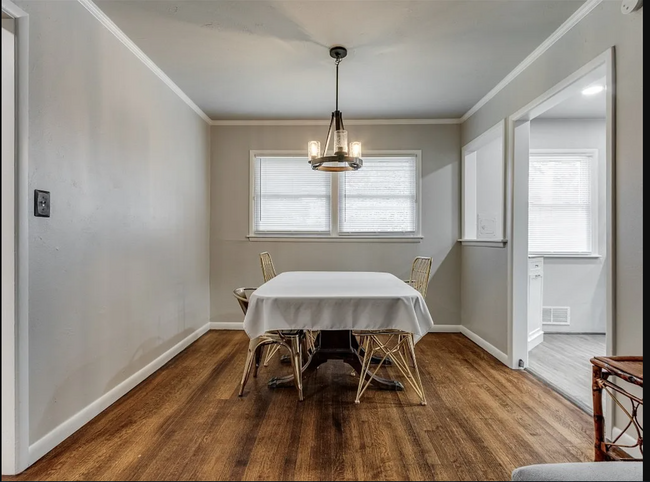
{"left": 96, "top": 0, "right": 585, "bottom": 120}
{"left": 538, "top": 77, "right": 607, "bottom": 119}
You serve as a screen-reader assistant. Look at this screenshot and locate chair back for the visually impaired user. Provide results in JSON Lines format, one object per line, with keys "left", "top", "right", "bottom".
{"left": 409, "top": 256, "right": 432, "bottom": 298}
{"left": 233, "top": 287, "right": 257, "bottom": 315}
{"left": 259, "top": 252, "right": 277, "bottom": 282}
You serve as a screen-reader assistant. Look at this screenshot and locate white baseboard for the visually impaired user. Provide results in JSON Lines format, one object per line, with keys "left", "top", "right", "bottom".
{"left": 527, "top": 328, "right": 544, "bottom": 351}
{"left": 210, "top": 322, "right": 244, "bottom": 330}
{"left": 459, "top": 326, "right": 509, "bottom": 366}
{"left": 611, "top": 427, "right": 643, "bottom": 459}
{"left": 27, "top": 322, "right": 210, "bottom": 466}
{"left": 429, "top": 324, "right": 461, "bottom": 333}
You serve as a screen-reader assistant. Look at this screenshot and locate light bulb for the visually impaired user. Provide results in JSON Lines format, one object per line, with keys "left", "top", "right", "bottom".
{"left": 334, "top": 130, "right": 348, "bottom": 154}
{"left": 350, "top": 142, "right": 362, "bottom": 158}
{"left": 582, "top": 85, "right": 605, "bottom": 96}
{"left": 308, "top": 141, "right": 320, "bottom": 160}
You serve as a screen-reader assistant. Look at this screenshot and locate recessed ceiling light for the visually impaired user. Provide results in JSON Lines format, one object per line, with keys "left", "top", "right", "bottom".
{"left": 582, "top": 85, "right": 605, "bottom": 96}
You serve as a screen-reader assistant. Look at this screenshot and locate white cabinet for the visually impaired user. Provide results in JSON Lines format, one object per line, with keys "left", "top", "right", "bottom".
{"left": 527, "top": 256, "right": 544, "bottom": 351}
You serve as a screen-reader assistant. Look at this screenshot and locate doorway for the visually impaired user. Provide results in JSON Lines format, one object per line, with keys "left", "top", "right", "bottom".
{"left": 508, "top": 49, "right": 615, "bottom": 415}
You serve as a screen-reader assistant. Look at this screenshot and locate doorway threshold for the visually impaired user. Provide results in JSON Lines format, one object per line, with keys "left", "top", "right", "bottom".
{"left": 525, "top": 367, "right": 592, "bottom": 415}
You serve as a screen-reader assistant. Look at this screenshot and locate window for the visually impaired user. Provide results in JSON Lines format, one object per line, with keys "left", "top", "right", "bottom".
{"left": 251, "top": 152, "right": 420, "bottom": 238}
{"left": 254, "top": 156, "right": 331, "bottom": 233}
{"left": 528, "top": 150, "right": 597, "bottom": 255}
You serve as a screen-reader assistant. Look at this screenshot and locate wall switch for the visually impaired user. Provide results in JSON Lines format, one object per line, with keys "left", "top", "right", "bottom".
{"left": 34, "top": 189, "right": 50, "bottom": 217}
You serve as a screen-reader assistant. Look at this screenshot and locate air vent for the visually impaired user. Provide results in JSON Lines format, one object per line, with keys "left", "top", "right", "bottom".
{"left": 542, "top": 306, "right": 570, "bottom": 325}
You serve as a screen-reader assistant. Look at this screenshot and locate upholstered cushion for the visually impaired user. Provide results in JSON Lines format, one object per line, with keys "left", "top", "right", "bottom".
{"left": 512, "top": 462, "right": 643, "bottom": 481}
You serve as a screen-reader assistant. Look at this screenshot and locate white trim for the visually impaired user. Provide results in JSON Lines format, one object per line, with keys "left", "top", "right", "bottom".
{"left": 249, "top": 150, "right": 422, "bottom": 239}
{"left": 506, "top": 48, "right": 615, "bottom": 380}
{"left": 458, "top": 239, "right": 507, "bottom": 248}
{"left": 429, "top": 325, "right": 461, "bottom": 333}
{"left": 611, "top": 427, "right": 642, "bottom": 459}
{"left": 210, "top": 322, "right": 244, "bottom": 330}
{"left": 1, "top": 16, "right": 17, "bottom": 477}
{"left": 459, "top": 326, "right": 509, "bottom": 366}
{"left": 527, "top": 328, "right": 544, "bottom": 351}
{"left": 460, "top": 0, "right": 604, "bottom": 123}
{"left": 0, "top": 0, "right": 30, "bottom": 475}
{"left": 532, "top": 254, "right": 601, "bottom": 259}
{"left": 211, "top": 118, "right": 460, "bottom": 126}
{"left": 27, "top": 323, "right": 210, "bottom": 466}
{"left": 77, "top": 0, "right": 210, "bottom": 124}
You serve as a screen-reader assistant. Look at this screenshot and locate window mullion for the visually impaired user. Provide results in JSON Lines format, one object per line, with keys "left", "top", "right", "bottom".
{"left": 331, "top": 172, "right": 339, "bottom": 236}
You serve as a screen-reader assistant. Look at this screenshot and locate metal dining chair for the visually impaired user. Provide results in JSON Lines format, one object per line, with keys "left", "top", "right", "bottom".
{"left": 234, "top": 287, "right": 305, "bottom": 401}
{"left": 352, "top": 256, "right": 432, "bottom": 405}
{"left": 258, "top": 252, "right": 317, "bottom": 367}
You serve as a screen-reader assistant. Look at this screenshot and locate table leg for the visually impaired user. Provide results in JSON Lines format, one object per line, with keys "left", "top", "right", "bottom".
{"left": 268, "top": 330, "right": 403, "bottom": 391}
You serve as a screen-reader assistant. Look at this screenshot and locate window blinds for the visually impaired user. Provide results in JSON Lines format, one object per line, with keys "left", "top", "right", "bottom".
{"left": 528, "top": 153, "right": 593, "bottom": 254}
{"left": 339, "top": 156, "right": 417, "bottom": 234}
{"left": 254, "top": 157, "right": 331, "bottom": 233}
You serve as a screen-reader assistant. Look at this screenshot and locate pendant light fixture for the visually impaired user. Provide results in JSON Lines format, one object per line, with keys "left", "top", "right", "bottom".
{"left": 308, "top": 46, "right": 363, "bottom": 172}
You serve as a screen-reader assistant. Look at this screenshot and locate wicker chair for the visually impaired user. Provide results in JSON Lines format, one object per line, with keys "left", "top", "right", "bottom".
{"left": 234, "top": 287, "right": 305, "bottom": 401}
{"left": 259, "top": 251, "right": 277, "bottom": 282}
{"left": 258, "top": 252, "right": 317, "bottom": 366}
{"left": 353, "top": 256, "right": 432, "bottom": 405}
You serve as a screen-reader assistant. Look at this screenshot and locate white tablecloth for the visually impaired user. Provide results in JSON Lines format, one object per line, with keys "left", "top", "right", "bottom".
{"left": 243, "top": 271, "right": 434, "bottom": 342}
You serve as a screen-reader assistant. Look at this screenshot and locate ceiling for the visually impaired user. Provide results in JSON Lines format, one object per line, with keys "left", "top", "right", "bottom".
{"left": 96, "top": 0, "right": 585, "bottom": 120}
{"left": 538, "top": 77, "right": 607, "bottom": 119}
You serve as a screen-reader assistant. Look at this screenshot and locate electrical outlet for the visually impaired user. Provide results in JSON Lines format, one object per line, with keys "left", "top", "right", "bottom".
{"left": 34, "top": 189, "right": 50, "bottom": 217}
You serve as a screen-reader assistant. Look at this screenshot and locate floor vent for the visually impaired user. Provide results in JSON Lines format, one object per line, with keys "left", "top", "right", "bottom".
{"left": 542, "top": 306, "right": 570, "bottom": 325}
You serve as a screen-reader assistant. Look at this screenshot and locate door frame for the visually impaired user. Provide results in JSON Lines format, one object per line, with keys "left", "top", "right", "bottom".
{"left": 1, "top": 0, "right": 29, "bottom": 475}
{"left": 506, "top": 47, "right": 616, "bottom": 430}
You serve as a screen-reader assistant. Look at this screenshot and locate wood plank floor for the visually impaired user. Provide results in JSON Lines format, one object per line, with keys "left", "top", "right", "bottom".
{"left": 3, "top": 332, "right": 595, "bottom": 481}
{"left": 528, "top": 334, "right": 606, "bottom": 413}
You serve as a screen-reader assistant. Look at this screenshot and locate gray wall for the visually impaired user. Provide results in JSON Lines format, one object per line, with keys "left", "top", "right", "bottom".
{"left": 461, "top": 1, "right": 642, "bottom": 432}
{"left": 210, "top": 124, "right": 461, "bottom": 327}
{"left": 17, "top": 1, "right": 211, "bottom": 444}
{"left": 530, "top": 118, "right": 607, "bottom": 334}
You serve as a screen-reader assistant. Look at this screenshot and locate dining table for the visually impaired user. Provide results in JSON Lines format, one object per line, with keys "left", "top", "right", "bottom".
{"left": 243, "top": 271, "right": 435, "bottom": 391}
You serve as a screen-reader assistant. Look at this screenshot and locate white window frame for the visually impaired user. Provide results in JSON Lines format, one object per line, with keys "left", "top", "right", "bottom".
{"left": 528, "top": 148, "right": 599, "bottom": 257}
{"left": 248, "top": 150, "right": 422, "bottom": 242}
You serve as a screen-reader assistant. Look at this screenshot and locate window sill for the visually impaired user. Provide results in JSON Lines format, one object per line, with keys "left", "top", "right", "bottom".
{"left": 458, "top": 239, "right": 508, "bottom": 248}
{"left": 247, "top": 235, "right": 423, "bottom": 243}
{"left": 529, "top": 254, "right": 602, "bottom": 259}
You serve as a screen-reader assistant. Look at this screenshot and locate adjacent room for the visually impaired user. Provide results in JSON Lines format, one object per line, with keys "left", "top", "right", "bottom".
{"left": 1, "top": 0, "right": 644, "bottom": 481}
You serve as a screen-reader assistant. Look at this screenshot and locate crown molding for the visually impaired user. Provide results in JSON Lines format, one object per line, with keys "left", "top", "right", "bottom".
{"left": 210, "top": 118, "right": 461, "bottom": 126}
{"left": 460, "top": 0, "right": 604, "bottom": 123}
{"left": 77, "top": 0, "right": 211, "bottom": 124}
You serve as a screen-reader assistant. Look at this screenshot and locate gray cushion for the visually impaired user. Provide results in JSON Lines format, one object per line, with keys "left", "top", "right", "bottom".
{"left": 511, "top": 462, "right": 643, "bottom": 481}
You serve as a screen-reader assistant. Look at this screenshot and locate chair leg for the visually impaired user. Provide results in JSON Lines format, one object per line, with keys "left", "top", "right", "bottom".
{"left": 289, "top": 336, "right": 304, "bottom": 401}
{"left": 263, "top": 344, "right": 281, "bottom": 367}
{"left": 406, "top": 334, "right": 427, "bottom": 406}
{"left": 239, "top": 337, "right": 263, "bottom": 397}
{"left": 253, "top": 345, "right": 263, "bottom": 378}
{"left": 355, "top": 336, "right": 373, "bottom": 404}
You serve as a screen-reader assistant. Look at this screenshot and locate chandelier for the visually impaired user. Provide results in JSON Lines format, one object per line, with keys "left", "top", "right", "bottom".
{"left": 308, "top": 46, "right": 363, "bottom": 172}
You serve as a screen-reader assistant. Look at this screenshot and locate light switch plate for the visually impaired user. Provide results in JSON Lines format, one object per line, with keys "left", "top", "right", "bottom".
{"left": 34, "top": 189, "right": 50, "bottom": 217}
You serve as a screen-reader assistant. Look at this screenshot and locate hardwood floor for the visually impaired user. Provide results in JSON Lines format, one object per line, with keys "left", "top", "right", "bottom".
{"left": 528, "top": 334, "right": 606, "bottom": 413}
{"left": 3, "top": 332, "right": 594, "bottom": 481}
